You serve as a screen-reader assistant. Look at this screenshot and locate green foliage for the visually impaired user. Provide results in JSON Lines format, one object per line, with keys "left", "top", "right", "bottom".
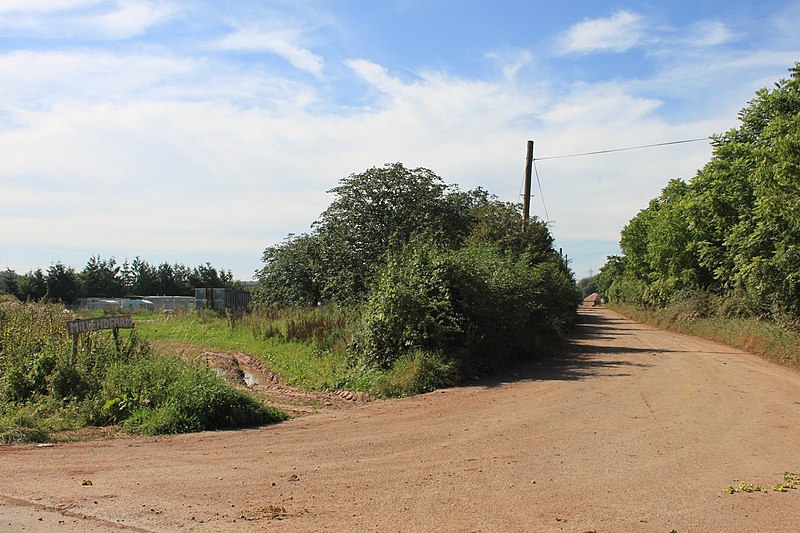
{"left": 255, "top": 163, "right": 488, "bottom": 306}
{"left": 374, "top": 348, "right": 457, "bottom": 397}
{"left": 4, "top": 257, "right": 240, "bottom": 303}
{"left": 0, "top": 269, "right": 20, "bottom": 296}
{"left": 254, "top": 233, "right": 322, "bottom": 307}
{"left": 0, "top": 411, "right": 49, "bottom": 444}
{"left": 46, "top": 262, "right": 80, "bottom": 304}
{"left": 80, "top": 255, "right": 125, "bottom": 298}
{"left": 353, "top": 239, "right": 460, "bottom": 368}
{"left": 254, "top": 162, "right": 579, "bottom": 383}
{"left": 354, "top": 237, "right": 578, "bottom": 374}
{"left": 577, "top": 275, "right": 598, "bottom": 298}
{"left": 102, "top": 356, "right": 286, "bottom": 434}
{"left": 724, "top": 473, "right": 799, "bottom": 494}
{"left": 16, "top": 269, "right": 47, "bottom": 301}
{"left": 601, "top": 63, "right": 800, "bottom": 321}
{"left": 0, "top": 301, "right": 286, "bottom": 439}
{"left": 313, "top": 163, "right": 471, "bottom": 303}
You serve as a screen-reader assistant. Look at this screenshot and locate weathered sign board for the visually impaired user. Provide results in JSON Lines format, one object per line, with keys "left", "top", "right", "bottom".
{"left": 67, "top": 316, "right": 134, "bottom": 358}
{"left": 67, "top": 316, "right": 133, "bottom": 335}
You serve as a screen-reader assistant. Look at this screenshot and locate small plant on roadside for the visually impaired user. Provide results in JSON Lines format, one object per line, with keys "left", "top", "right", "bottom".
{"left": 723, "top": 472, "right": 799, "bottom": 494}
{"left": 374, "top": 348, "right": 458, "bottom": 397}
{"left": 0, "top": 411, "right": 49, "bottom": 444}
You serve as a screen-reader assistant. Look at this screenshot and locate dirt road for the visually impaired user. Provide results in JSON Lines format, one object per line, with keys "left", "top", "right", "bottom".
{"left": 2, "top": 306, "right": 799, "bottom": 532}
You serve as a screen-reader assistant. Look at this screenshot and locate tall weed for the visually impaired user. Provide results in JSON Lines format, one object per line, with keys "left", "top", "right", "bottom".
{"left": 0, "top": 301, "right": 287, "bottom": 440}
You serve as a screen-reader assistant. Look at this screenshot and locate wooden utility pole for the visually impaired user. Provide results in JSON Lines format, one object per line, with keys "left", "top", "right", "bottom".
{"left": 523, "top": 140, "right": 534, "bottom": 221}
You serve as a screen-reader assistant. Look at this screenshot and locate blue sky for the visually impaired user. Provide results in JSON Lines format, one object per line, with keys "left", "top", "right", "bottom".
{"left": 1, "top": 1, "right": 799, "bottom": 281}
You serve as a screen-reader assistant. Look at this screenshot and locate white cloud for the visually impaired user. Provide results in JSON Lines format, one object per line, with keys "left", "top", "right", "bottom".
{"left": 558, "top": 10, "right": 646, "bottom": 54}
{"left": 216, "top": 27, "right": 325, "bottom": 77}
{"left": 0, "top": 0, "right": 176, "bottom": 39}
{"left": 1, "top": 4, "right": 797, "bottom": 280}
{"left": 0, "top": 49, "right": 322, "bottom": 115}
{"left": 0, "top": 50, "right": 193, "bottom": 106}
{"left": 0, "top": 0, "right": 101, "bottom": 14}
{"left": 484, "top": 49, "right": 534, "bottom": 79}
{"left": 83, "top": 0, "right": 177, "bottom": 39}
{"left": 684, "top": 20, "right": 738, "bottom": 47}
{"left": 0, "top": 50, "right": 747, "bottom": 278}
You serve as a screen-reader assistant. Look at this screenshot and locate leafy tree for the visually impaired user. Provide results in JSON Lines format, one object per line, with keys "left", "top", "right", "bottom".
{"left": 254, "top": 233, "right": 322, "bottom": 307}
{"left": 16, "top": 269, "right": 47, "bottom": 301}
{"left": 120, "top": 259, "right": 135, "bottom": 294}
{"left": 356, "top": 237, "right": 577, "bottom": 372}
{"left": 80, "top": 255, "right": 124, "bottom": 297}
{"left": 0, "top": 269, "right": 19, "bottom": 296}
{"left": 256, "top": 163, "right": 559, "bottom": 306}
{"left": 187, "top": 262, "right": 232, "bottom": 289}
{"left": 602, "top": 63, "right": 800, "bottom": 318}
{"left": 466, "top": 199, "right": 554, "bottom": 261}
{"left": 312, "top": 163, "right": 470, "bottom": 303}
{"left": 156, "top": 262, "right": 191, "bottom": 296}
{"left": 45, "top": 262, "right": 80, "bottom": 304}
{"left": 130, "top": 257, "right": 159, "bottom": 296}
{"left": 577, "top": 275, "right": 598, "bottom": 298}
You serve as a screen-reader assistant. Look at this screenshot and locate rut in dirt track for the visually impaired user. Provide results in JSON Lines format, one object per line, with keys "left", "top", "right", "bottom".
{"left": 1, "top": 306, "right": 799, "bottom": 532}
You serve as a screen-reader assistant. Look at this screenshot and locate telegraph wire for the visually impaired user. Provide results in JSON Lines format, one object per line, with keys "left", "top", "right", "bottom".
{"left": 532, "top": 137, "right": 708, "bottom": 161}
{"left": 533, "top": 160, "right": 550, "bottom": 224}
{"left": 522, "top": 136, "right": 708, "bottom": 227}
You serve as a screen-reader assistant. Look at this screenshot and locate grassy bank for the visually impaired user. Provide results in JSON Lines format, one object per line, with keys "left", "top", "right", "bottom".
{"left": 0, "top": 302, "right": 287, "bottom": 444}
{"left": 607, "top": 303, "right": 800, "bottom": 370}
{"left": 134, "top": 307, "right": 452, "bottom": 396}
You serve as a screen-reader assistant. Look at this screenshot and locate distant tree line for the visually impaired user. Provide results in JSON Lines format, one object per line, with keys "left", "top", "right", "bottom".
{"left": 255, "top": 162, "right": 579, "bottom": 372}
{"left": 0, "top": 257, "right": 240, "bottom": 304}
{"left": 597, "top": 63, "right": 800, "bottom": 321}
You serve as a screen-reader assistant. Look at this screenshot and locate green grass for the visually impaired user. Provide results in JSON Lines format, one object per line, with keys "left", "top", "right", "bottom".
{"left": 133, "top": 308, "right": 361, "bottom": 390}
{"left": 132, "top": 306, "right": 472, "bottom": 396}
{"left": 0, "top": 301, "right": 288, "bottom": 442}
{"left": 608, "top": 302, "right": 800, "bottom": 370}
{"left": 373, "top": 348, "right": 458, "bottom": 397}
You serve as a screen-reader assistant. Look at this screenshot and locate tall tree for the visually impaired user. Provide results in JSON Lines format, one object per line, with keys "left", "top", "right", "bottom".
{"left": 130, "top": 257, "right": 158, "bottom": 296}
{"left": 0, "top": 268, "right": 19, "bottom": 296}
{"left": 80, "top": 255, "right": 124, "bottom": 297}
{"left": 17, "top": 269, "right": 47, "bottom": 301}
{"left": 46, "top": 262, "right": 80, "bottom": 304}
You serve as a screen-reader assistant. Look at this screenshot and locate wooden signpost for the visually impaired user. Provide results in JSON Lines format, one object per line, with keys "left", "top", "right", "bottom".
{"left": 67, "top": 316, "right": 134, "bottom": 359}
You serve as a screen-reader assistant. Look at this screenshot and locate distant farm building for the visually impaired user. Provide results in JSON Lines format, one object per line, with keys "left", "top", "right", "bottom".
{"left": 195, "top": 288, "right": 251, "bottom": 313}
{"left": 583, "top": 293, "right": 601, "bottom": 307}
{"left": 77, "top": 296, "right": 195, "bottom": 312}
{"left": 78, "top": 298, "right": 122, "bottom": 311}
{"left": 121, "top": 299, "right": 154, "bottom": 311}
{"left": 146, "top": 296, "right": 194, "bottom": 311}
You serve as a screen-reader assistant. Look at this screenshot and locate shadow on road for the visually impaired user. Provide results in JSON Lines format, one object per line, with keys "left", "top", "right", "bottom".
{"left": 467, "top": 306, "right": 658, "bottom": 388}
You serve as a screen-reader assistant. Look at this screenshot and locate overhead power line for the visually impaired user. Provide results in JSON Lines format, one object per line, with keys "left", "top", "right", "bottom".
{"left": 532, "top": 137, "right": 708, "bottom": 161}
{"left": 533, "top": 160, "right": 550, "bottom": 223}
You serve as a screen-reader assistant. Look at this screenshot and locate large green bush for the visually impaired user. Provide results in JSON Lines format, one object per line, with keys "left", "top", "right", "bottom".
{"left": 355, "top": 239, "right": 578, "bottom": 374}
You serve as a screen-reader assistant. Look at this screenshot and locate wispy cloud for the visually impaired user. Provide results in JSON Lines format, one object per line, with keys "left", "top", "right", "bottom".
{"left": 484, "top": 49, "right": 534, "bottom": 79}
{"left": 0, "top": 0, "right": 102, "bottom": 15}
{"left": 557, "top": 10, "right": 646, "bottom": 54}
{"left": 683, "top": 20, "right": 738, "bottom": 47}
{"left": 0, "top": 0, "right": 177, "bottom": 39}
{"left": 216, "top": 26, "right": 325, "bottom": 77}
